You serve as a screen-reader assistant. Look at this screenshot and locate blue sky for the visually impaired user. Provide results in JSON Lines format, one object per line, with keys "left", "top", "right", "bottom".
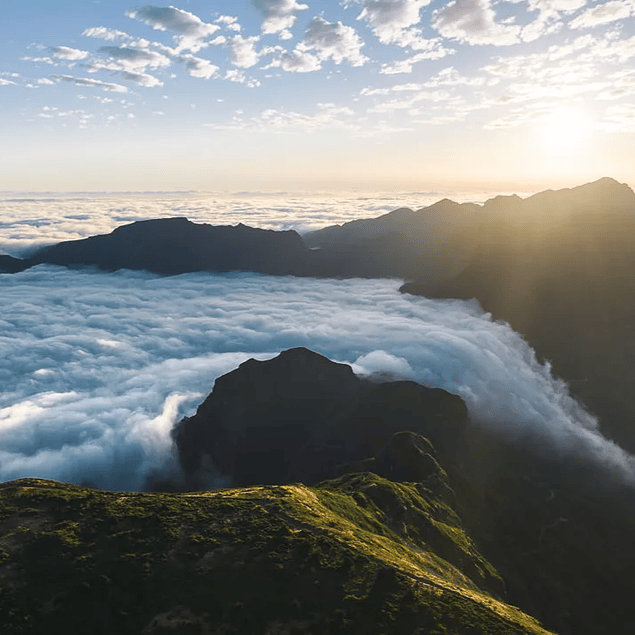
{"left": 1, "top": 0, "right": 634, "bottom": 191}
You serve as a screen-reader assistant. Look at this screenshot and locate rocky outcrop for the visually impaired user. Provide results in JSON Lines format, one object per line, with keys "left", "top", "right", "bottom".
{"left": 173, "top": 347, "right": 469, "bottom": 489}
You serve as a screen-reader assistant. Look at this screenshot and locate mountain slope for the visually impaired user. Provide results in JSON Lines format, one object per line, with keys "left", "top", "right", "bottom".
{"left": 0, "top": 477, "right": 552, "bottom": 635}
{"left": 402, "top": 177, "right": 635, "bottom": 453}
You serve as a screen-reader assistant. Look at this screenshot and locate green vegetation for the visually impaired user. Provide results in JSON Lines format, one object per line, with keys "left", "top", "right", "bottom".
{"left": 0, "top": 477, "right": 553, "bottom": 634}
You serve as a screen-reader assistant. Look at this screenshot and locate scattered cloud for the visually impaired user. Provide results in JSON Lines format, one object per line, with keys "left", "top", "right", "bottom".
{"left": 250, "top": 0, "right": 309, "bottom": 34}
{"left": 126, "top": 5, "right": 220, "bottom": 52}
{"left": 433, "top": 0, "right": 522, "bottom": 46}
{"left": 52, "top": 46, "right": 90, "bottom": 61}
{"left": 180, "top": 54, "right": 219, "bottom": 80}
{"left": 51, "top": 75, "right": 128, "bottom": 93}
{"left": 275, "top": 16, "right": 367, "bottom": 72}
{"left": 228, "top": 35, "right": 263, "bottom": 68}
{"left": 569, "top": 0, "right": 635, "bottom": 29}
{"left": 350, "top": 0, "right": 434, "bottom": 49}
{"left": 82, "top": 26, "right": 134, "bottom": 42}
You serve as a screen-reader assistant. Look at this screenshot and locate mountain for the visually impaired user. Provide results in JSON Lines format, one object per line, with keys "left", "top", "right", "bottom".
{"left": 0, "top": 218, "right": 310, "bottom": 276}
{"left": 173, "top": 348, "right": 635, "bottom": 635}
{"left": 0, "top": 254, "right": 25, "bottom": 273}
{"left": 401, "top": 177, "right": 635, "bottom": 454}
{"left": 0, "top": 475, "right": 551, "bottom": 635}
{"left": 304, "top": 199, "right": 480, "bottom": 281}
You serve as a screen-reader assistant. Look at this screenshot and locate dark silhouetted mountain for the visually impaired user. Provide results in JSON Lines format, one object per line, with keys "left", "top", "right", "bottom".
{"left": 173, "top": 347, "right": 468, "bottom": 489}
{"left": 4, "top": 217, "right": 310, "bottom": 276}
{"left": 172, "top": 348, "right": 635, "bottom": 635}
{"left": 402, "top": 177, "right": 635, "bottom": 454}
{"left": 304, "top": 198, "right": 480, "bottom": 281}
{"left": 0, "top": 254, "right": 25, "bottom": 273}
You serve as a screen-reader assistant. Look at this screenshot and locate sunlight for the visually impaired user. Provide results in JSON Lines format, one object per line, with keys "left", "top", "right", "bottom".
{"left": 539, "top": 107, "right": 592, "bottom": 155}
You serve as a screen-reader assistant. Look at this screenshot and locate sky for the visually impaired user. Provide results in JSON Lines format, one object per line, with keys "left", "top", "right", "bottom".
{"left": 2, "top": 267, "right": 631, "bottom": 491}
{"left": 1, "top": 0, "right": 634, "bottom": 192}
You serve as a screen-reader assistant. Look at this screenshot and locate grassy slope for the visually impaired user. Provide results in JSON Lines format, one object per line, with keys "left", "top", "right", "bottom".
{"left": 0, "top": 476, "right": 553, "bottom": 635}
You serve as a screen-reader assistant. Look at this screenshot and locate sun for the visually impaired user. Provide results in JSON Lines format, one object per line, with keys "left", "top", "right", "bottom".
{"left": 539, "top": 107, "right": 592, "bottom": 155}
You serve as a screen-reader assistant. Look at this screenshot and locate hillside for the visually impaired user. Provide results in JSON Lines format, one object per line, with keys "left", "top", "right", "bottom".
{"left": 0, "top": 476, "right": 551, "bottom": 635}
{"left": 402, "top": 177, "right": 635, "bottom": 454}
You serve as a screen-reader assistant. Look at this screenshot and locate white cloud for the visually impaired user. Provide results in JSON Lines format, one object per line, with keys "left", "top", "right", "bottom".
{"left": 51, "top": 75, "right": 129, "bottom": 93}
{"left": 0, "top": 266, "right": 632, "bottom": 491}
{"left": 250, "top": 0, "right": 309, "bottom": 34}
{"left": 278, "top": 49, "right": 322, "bottom": 72}
{"left": 180, "top": 54, "right": 219, "bottom": 79}
{"left": 275, "top": 16, "right": 367, "bottom": 72}
{"left": 37, "top": 78, "right": 56, "bottom": 86}
{"left": 433, "top": 0, "right": 521, "bottom": 45}
{"left": 83, "top": 27, "right": 133, "bottom": 42}
{"left": 569, "top": 0, "right": 635, "bottom": 28}
{"left": 380, "top": 46, "right": 453, "bottom": 74}
{"left": 127, "top": 5, "right": 220, "bottom": 52}
{"left": 351, "top": 0, "right": 433, "bottom": 48}
{"left": 52, "top": 46, "right": 90, "bottom": 61}
{"left": 229, "top": 35, "right": 262, "bottom": 68}
{"left": 0, "top": 78, "right": 17, "bottom": 86}
{"left": 95, "top": 45, "right": 171, "bottom": 71}
{"left": 299, "top": 16, "right": 367, "bottom": 66}
{"left": 216, "top": 15, "right": 242, "bottom": 32}
{"left": 120, "top": 71, "right": 164, "bottom": 88}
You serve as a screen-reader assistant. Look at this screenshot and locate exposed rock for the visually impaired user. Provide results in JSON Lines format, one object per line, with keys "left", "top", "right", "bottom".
{"left": 173, "top": 347, "right": 469, "bottom": 489}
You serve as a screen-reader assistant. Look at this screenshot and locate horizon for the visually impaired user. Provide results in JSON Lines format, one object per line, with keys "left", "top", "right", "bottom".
{"left": 2, "top": 1, "right": 634, "bottom": 192}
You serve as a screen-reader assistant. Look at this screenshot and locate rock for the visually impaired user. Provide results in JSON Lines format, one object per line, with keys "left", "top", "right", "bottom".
{"left": 172, "top": 347, "right": 470, "bottom": 489}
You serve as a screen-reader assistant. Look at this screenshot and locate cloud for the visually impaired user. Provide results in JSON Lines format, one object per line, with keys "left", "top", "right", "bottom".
{"left": 82, "top": 26, "right": 134, "bottom": 42}
{"left": 569, "top": 0, "right": 635, "bottom": 28}
{"left": 275, "top": 16, "right": 367, "bottom": 72}
{"left": 0, "top": 78, "right": 17, "bottom": 86}
{"left": 180, "top": 54, "right": 219, "bottom": 79}
{"left": 299, "top": 16, "right": 367, "bottom": 66}
{"left": 51, "top": 75, "right": 128, "bottom": 93}
{"left": 250, "top": 0, "right": 309, "bottom": 34}
{"left": 126, "top": 5, "right": 220, "bottom": 52}
{"left": 52, "top": 46, "right": 90, "bottom": 61}
{"left": 351, "top": 0, "right": 433, "bottom": 49}
{"left": 380, "top": 45, "right": 453, "bottom": 73}
{"left": 96, "top": 46, "right": 171, "bottom": 71}
{"left": 228, "top": 35, "right": 263, "bottom": 68}
{"left": 206, "top": 103, "right": 357, "bottom": 131}
{"left": 433, "top": 0, "right": 521, "bottom": 45}
{"left": 1, "top": 267, "right": 633, "bottom": 492}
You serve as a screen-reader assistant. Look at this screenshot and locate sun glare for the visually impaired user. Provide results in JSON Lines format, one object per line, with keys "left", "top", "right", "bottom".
{"left": 539, "top": 107, "right": 592, "bottom": 155}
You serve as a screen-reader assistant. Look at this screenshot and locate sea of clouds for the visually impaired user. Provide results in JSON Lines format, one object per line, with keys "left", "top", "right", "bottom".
{"left": 0, "top": 189, "right": 518, "bottom": 257}
{"left": 2, "top": 266, "right": 633, "bottom": 491}
{"left": 0, "top": 191, "right": 632, "bottom": 492}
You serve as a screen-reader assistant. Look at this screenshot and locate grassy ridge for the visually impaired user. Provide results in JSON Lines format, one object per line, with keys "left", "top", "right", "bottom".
{"left": 0, "top": 476, "right": 552, "bottom": 634}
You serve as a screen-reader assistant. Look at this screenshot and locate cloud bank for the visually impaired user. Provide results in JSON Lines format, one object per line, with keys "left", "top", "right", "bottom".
{"left": 1, "top": 268, "right": 633, "bottom": 491}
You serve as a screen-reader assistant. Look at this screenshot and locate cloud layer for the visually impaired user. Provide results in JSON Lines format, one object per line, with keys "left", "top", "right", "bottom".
{"left": 1, "top": 266, "right": 633, "bottom": 491}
